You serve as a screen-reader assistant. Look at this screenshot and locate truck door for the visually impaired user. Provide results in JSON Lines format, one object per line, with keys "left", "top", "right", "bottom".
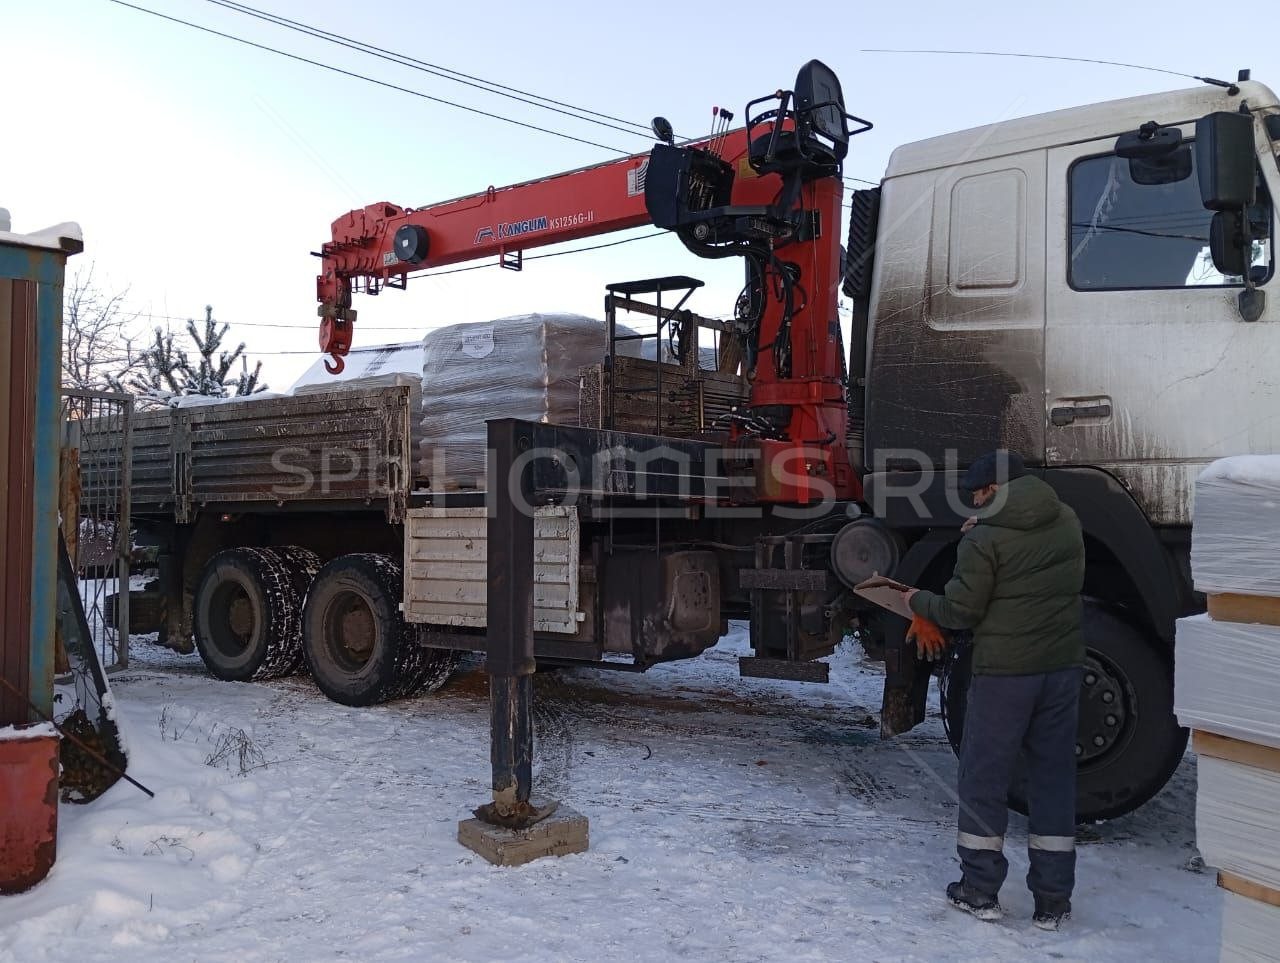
{"left": 1044, "top": 129, "right": 1277, "bottom": 524}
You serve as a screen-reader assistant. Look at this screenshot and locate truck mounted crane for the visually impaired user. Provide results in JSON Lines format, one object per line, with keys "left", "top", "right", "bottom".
{"left": 105, "top": 61, "right": 1280, "bottom": 827}
{"left": 316, "top": 59, "right": 871, "bottom": 506}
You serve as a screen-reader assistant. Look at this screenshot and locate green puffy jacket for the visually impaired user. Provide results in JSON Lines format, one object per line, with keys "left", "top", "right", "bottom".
{"left": 908, "top": 475, "right": 1086, "bottom": 676}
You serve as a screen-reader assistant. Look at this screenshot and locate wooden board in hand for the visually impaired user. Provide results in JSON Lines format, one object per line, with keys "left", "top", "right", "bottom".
{"left": 854, "top": 574, "right": 915, "bottom": 620}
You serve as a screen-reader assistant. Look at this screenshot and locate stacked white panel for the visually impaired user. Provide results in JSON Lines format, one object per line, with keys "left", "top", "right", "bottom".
{"left": 1174, "top": 615, "right": 1280, "bottom": 748}
{"left": 1221, "top": 892, "right": 1280, "bottom": 963}
{"left": 1196, "top": 755, "right": 1280, "bottom": 891}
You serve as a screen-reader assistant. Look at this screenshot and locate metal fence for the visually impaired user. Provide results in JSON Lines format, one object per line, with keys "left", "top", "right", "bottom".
{"left": 60, "top": 390, "right": 133, "bottom": 671}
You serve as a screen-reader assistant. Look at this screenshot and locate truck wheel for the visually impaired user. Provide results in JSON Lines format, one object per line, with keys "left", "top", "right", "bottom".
{"left": 941, "top": 600, "right": 1188, "bottom": 822}
{"left": 193, "top": 548, "right": 308, "bottom": 681}
{"left": 302, "top": 554, "right": 458, "bottom": 706}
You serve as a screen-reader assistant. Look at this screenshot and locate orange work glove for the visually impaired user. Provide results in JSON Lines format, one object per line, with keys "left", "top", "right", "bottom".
{"left": 906, "top": 613, "right": 948, "bottom": 662}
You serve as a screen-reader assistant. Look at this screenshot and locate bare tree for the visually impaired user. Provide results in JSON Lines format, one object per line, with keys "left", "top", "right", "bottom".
{"left": 62, "top": 265, "right": 146, "bottom": 391}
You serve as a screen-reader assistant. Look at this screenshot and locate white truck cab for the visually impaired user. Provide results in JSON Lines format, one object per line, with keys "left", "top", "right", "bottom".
{"left": 858, "top": 76, "right": 1280, "bottom": 819}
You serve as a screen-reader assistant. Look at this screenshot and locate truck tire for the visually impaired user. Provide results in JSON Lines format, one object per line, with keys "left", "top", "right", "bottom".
{"left": 941, "top": 600, "right": 1188, "bottom": 822}
{"left": 193, "top": 547, "right": 308, "bottom": 681}
{"left": 302, "top": 553, "right": 458, "bottom": 706}
{"left": 268, "top": 546, "right": 322, "bottom": 608}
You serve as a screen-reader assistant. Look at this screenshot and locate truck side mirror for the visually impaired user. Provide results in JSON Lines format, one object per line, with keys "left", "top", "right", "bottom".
{"left": 1196, "top": 111, "right": 1257, "bottom": 210}
{"left": 1197, "top": 111, "right": 1266, "bottom": 321}
{"left": 1209, "top": 210, "right": 1249, "bottom": 278}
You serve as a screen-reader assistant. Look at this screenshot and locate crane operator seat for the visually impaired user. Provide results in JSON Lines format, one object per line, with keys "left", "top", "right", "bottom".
{"left": 748, "top": 59, "right": 851, "bottom": 181}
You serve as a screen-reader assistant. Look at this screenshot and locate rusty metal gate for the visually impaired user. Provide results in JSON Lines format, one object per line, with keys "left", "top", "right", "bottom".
{"left": 60, "top": 390, "right": 133, "bottom": 671}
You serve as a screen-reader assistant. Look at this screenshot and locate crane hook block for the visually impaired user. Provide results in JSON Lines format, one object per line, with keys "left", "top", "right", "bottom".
{"left": 324, "top": 353, "right": 345, "bottom": 375}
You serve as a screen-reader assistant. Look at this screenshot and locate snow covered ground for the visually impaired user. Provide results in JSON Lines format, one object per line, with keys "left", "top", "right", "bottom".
{"left": 1, "top": 626, "right": 1218, "bottom": 962}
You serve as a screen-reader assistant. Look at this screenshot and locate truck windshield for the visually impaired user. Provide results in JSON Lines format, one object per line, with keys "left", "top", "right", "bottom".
{"left": 1069, "top": 149, "right": 1274, "bottom": 290}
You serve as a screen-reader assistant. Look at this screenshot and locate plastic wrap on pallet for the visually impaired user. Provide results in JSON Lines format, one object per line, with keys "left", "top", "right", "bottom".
{"left": 1221, "top": 891, "right": 1280, "bottom": 963}
{"left": 418, "top": 313, "right": 607, "bottom": 488}
{"left": 1175, "top": 614, "right": 1280, "bottom": 748}
{"left": 1192, "top": 456, "right": 1280, "bottom": 596}
{"left": 1197, "top": 754, "right": 1280, "bottom": 891}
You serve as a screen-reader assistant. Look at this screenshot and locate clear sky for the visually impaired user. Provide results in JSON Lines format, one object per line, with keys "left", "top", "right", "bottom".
{"left": 3, "top": 0, "right": 1277, "bottom": 387}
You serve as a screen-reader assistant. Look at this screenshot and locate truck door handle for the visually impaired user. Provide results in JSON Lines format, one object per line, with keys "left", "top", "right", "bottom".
{"left": 1051, "top": 402, "right": 1112, "bottom": 426}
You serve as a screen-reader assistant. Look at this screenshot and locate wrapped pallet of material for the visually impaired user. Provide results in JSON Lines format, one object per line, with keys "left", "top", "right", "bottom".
{"left": 418, "top": 313, "right": 607, "bottom": 488}
{"left": 1180, "top": 456, "right": 1280, "bottom": 959}
{"left": 1191, "top": 456, "right": 1280, "bottom": 597}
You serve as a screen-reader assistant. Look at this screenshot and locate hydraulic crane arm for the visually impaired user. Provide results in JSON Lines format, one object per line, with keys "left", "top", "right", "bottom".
{"left": 316, "top": 129, "right": 782, "bottom": 368}
{"left": 316, "top": 59, "right": 871, "bottom": 504}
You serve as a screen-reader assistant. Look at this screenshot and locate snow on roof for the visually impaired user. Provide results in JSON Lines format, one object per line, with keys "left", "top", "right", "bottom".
{"left": 0, "top": 722, "right": 57, "bottom": 742}
{"left": 290, "top": 340, "right": 424, "bottom": 392}
{"left": 0, "top": 209, "right": 84, "bottom": 253}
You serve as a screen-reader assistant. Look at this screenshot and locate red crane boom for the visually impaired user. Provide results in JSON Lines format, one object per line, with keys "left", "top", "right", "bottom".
{"left": 316, "top": 60, "right": 868, "bottom": 503}
{"left": 316, "top": 129, "right": 776, "bottom": 351}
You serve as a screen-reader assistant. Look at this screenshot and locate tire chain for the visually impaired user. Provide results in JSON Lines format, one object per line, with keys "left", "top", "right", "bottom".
{"left": 259, "top": 546, "right": 323, "bottom": 679}
{"left": 346, "top": 553, "right": 460, "bottom": 702}
{"left": 206, "top": 547, "right": 307, "bottom": 682}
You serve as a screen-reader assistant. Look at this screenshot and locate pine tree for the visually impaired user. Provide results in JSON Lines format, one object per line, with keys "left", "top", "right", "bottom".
{"left": 231, "top": 358, "right": 265, "bottom": 397}
{"left": 128, "top": 326, "right": 190, "bottom": 399}
{"left": 126, "top": 305, "right": 267, "bottom": 402}
{"left": 185, "top": 306, "right": 239, "bottom": 398}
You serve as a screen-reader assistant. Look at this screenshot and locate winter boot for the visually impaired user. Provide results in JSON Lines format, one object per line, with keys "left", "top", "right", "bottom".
{"left": 1032, "top": 894, "right": 1071, "bottom": 931}
{"left": 947, "top": 879, "right": 1003, "bottom": 921}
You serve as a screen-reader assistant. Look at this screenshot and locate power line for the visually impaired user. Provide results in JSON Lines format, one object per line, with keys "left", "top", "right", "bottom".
{"left": 111, "top": 3, "right": 882, "bottom": 185}
{"left": 202, "top": 0, "right": 654, "bottom": 140}
{"left": 144, "top": 231, "right": 670, "bottom": 334}
{"left": 860, "top": 49, "right": 1230, "bottom": 85}
{"left": 419, "top": 230, "right": 667, "bottom": 278}
{"left": 247, "top": 348, "right": 336, "bottom": 355}
{"left": 139, "top": 314, "right": 422, "bottom": 332}
{"left": 106, "top": 0, "right": 630, "bottom": 153}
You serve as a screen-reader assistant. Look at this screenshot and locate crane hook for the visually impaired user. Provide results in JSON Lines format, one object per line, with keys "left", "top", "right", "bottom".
{"left": 324, "top": 353, "right": 345, "bottom": 375}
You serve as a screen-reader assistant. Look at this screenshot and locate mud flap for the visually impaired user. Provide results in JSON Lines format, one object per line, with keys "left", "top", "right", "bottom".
{"left": 878, "top": 615, "right": 933, "bottom": 738}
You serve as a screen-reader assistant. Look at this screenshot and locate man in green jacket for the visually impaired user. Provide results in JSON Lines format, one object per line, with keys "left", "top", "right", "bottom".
{"left": 904, "top": 450, "right": 1085, "bottom": 931}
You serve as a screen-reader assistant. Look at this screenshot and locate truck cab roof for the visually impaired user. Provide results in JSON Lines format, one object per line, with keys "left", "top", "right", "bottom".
{"left": 885, "top": 79, "right": 1279, "bottom": 179}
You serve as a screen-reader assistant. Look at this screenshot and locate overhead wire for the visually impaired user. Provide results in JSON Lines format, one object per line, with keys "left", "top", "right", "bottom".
{"left": 110, "top": 2, "right": 886, "bottom": 173}
{"left": 147, "top": 231, "right": 672, "bottom": 338}
{"left": 106, "top": 1, "right": 885, "bottom": 363}
{"left": 139, "top": 314, "right": 428, "bottom": 332}
{"left": 105, "top": 0, "right": 630, "bottom": 153}
{"left": 110, "top": 2, "right": 884, "bottom": 197}
{"left": 200, "top": 0, "right": 655, "bottom": 140}
{"left": 860, "top": 48, "right": 1230, "bottom": 84}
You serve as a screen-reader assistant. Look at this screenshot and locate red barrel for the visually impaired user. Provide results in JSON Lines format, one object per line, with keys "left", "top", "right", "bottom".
{"left": 0, "top": 726, "right": 59, "bottom": 893}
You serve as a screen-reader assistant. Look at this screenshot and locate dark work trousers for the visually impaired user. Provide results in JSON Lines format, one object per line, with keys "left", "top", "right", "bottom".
{"left": 956, "top": 666, "right": 1083, "bottom": 901}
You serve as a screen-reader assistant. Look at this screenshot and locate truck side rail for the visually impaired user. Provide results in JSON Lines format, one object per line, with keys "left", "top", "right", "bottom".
{"left": 81, "top": 386, "right": 413, "bottom": 524}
